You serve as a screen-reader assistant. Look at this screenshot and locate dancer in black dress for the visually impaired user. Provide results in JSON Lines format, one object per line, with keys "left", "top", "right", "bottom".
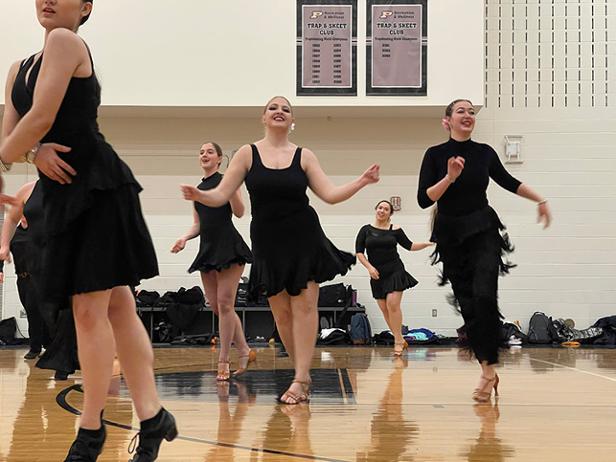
{"left": 417, "top": 99, "right": 551, "bottom": 402}
{"left": 172, "top": 141, "right": 254, "bottom": 381}
{"left": 182, "top": 96, "right": 379, "bottom": 404}
{"left": 0, "top": 2, "right": 176, "bottom": 460}
{"left": 0, "top": 184, "right": 50, "bottom": 360}
{"left": 0, "top": 180, "right": 79, "bottom": 380}
{"left": 355, "top": 200, "right": 433, "bottom": 356}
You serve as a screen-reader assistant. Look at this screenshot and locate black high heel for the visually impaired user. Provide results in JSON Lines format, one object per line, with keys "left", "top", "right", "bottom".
{"left": 128, "top": 407, "right": 178, "bottom": 462}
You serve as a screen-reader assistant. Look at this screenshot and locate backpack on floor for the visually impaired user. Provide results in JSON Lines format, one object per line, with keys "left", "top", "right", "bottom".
{"left": 350, "top": 313, "right": 372, "bottom": 345}
{"left": 0, "top": 317, "right": 17, "bottom": 345}
{"left": 527, "top": 312, "right": 558, "bottom": 344}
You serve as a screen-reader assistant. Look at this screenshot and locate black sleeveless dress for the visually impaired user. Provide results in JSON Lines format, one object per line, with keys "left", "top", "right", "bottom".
{"left": 355, "top": 224, "right": 419, "bottom": 300}
{"left": 245, "top": 144, "right": 355, "bottom": 297}
{"left": 188, "top": 172, "right": 253, "bottom": 273}
{"left": 11, "top": 48, "right": 158, "bottom": 301}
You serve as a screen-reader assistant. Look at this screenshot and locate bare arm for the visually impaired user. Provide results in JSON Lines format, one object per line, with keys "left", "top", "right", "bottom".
{"left": 302, "top": 149, "right": 379, "bottom": 204}
{"left": 410, "top": 242, "right": 434, "bottom": 251}
{"left": 1, "top": 61, "right": 21, "bottom": 141}
{"left": 0, "top": 29, "right": 88, "bottom": 163}
{"left": 0, "top": 202, "right": 23, "bottom": 251}
{"left": 516, "top": 183, "right": 552, "bottom": 228}
{"left": 181, "top": 145, "right": 251, "bottom": 207}
{"left": 0, "top": 182, "right": 35, "bottom": 259}
{"left": 229, "top": 187, "right": 245, "bottom": 218}
{"left": 171, "top": 208, "right": 200, "bottom": 253}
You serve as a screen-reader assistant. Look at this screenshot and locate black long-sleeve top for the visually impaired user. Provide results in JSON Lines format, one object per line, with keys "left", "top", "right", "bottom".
{"left": 355, "top": 225, "right": 413, "bottom": 269}
{"left": 417, "top": 138, "right": 522, "bottom": 216}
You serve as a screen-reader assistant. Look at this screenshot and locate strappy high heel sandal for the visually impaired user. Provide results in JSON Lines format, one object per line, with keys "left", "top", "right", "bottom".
{"left": 232, "top": 349, "right": 256, "bottom": 378}
{"left": 472, "top": 374, "right": 500, "bottom": 403}
{"left": 216, "top": 360, "right": 230, "bottom": 381}
{"left": 277, "top": 379, "right": 311, "bottom": 405}
{"left": 393, "top": 341, "right": 408, "bottom": 357}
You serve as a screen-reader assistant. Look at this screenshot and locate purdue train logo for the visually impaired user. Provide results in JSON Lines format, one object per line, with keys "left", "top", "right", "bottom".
{"left": 379, "top": 11, "right": 393, "bottom": 19}
{"left": 310, "top": 11, "right": 324, "bottom": 19}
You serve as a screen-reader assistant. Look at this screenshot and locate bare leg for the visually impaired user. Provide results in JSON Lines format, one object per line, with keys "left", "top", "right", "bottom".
{"left": 269, "top": 291, "right": 295, "bottom": 361}
{"left": 107, "top": 286, "right": 161, "bottom": 421}
{"left": 279, "top": 282, "right": 319, "bottom": 403}
{"left": 215, "top": 264, "right": 250, "bottom": 358}
{"left": 72, "top": 290, "right": 114, "bottom": 430}
{"left": 385, "top": 291, "right": 405, "bottom": 346}
{"left": 376, "top": 299, "right": 394, "bottom": 333}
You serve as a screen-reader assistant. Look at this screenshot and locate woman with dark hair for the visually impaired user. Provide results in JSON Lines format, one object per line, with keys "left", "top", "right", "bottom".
{"left": 172, "top": 141, "right": 254, "bottom": 381}
{"left": 182, "top": 96, "right": 380, "bottom": 404}
{"left": 417, "top": 99, "right": 551, "bottom": 402}
{"left": 0, "top": 182, "right": 50, "bottom": 361}
{"left": 0, "top": 1, "right": 176, "bottom": 459}
{"left": 0, "top": 180, "right": 78, "bottom": 380}
{"left": 355, "top": 200, "right": 433, "bottom": 356}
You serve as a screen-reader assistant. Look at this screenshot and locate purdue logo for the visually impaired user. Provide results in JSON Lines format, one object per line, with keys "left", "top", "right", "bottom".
{"left": 310, "top": 11, "right": 324, "bottom": 19}
{"left": 379, "top": 11, "right": 393, "bottom": 19}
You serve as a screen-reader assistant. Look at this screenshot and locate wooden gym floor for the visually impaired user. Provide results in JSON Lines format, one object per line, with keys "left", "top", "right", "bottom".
{"left": 0, "top": 345, "right": 615, "bottom": 461}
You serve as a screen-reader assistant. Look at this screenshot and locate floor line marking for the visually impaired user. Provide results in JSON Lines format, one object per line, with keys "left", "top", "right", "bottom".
{"left": 528, "top": 357, "right": 616, "bottom": 383}
{"left": 56, "top": 385, "right": 351, "bottom": 462}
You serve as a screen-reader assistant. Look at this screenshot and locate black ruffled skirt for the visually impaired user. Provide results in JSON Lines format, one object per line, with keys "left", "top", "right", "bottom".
{"left": 42, "top": 184, "right": 158, "bottom": 303}
{"left": 249, "top": 206, "right": 355, "bottom": 297}
{"left": 188, "top": 228, "right": 253, "bottom": 273}
{"left": 370, "top": 260, "right": 418, "bottom": 300}
{"left": 430, "top": 206, "right": 514, "bottom": 364}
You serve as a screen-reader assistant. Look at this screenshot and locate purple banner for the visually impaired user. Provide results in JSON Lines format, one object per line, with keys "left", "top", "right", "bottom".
{"left": 301, "top": 5, "right": 353, "bottom": 89}
{"left": 371, "top": 4, "right": 423, "bottom": 89}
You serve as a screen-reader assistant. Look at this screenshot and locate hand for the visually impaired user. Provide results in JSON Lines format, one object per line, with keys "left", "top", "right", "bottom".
{"left": 0, "top": 247, "right": 11, "bottom": 264}
{"left": 180, "top": 184, "right": 203, "bottom": 202}
{"left": 368, "top": 266, "right": 380, "bottom": 280}
{"left": 34, "top": 143, "right": 76, "bottom": 184}
{"left": 537, "top": 202, "right": 551, "bottom": 229}
{"left": 171, "top": 238, "right": 187, "bottom": 253}
{"left": 19, "top": 216, "right": 28, "bottom": 229}
{"left": 446, "top": 156, "right": 465, "bottom": 182}
{"left": 361, "top": 164, "right": 380, "bottom": 185}
{"left": 0, "top": 193, "right": 20, "bottom": 207}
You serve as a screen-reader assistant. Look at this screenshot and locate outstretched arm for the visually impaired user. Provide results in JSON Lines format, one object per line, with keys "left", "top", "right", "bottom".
{"left": 516, "top": 183, "right": 552, "bottom": 228}
{"left": 181, "top": 145, "right": 251, "bottom": 207}
{"left": 489, "top": 147, "right": 551, "bottom": 228}
{"left": 303, "top": 148, "right": 379, "bottom": 204}
{"left": 410, "top": 242, "right": 434, "bottom": 251}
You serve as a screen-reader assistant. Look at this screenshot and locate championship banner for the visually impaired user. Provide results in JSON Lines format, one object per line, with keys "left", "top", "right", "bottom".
{"left": 366, "top": 0, "right": 427, "bottom": 96}
{"left": 297, "top": 0, "right": 357, "bottom": 96}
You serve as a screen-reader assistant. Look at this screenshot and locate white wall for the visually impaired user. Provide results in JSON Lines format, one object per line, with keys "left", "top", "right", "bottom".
{"left": 0, "top": 0, "right": 483, "bottom": 108}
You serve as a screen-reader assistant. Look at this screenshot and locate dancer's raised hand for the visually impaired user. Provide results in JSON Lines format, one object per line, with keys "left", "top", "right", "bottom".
{"left": 446, "top": 156, "right": 465, "bottom": 182}
{"left": 361, "top": 164, "right": 380, "bottom": 185}
{"left": 180, "top": 184, "right": 202, "bottom": 202}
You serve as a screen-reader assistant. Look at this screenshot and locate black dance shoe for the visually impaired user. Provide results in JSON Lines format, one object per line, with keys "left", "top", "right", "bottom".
{"left": 64, "top": 425, "right": 106, "bottom": 461}
{"left": 128, "top": 407, "right": 178, "bottom": 461}
{"left": 24, "top": 349, "right": 41, "bottom": 360}
{"left": 54, "top": 370, "right": 70, "bottom": 380}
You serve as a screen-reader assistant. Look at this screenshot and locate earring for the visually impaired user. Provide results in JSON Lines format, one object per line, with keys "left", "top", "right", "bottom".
{"left": 290, "top": 123, "right": 296, "bottom": 132}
